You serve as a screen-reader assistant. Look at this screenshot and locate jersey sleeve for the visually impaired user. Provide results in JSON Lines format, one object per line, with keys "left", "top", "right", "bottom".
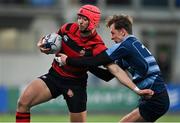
{"left": 57, "top": 23, "right": 75, "bottom": 36}
{"left": 57, "top": 23, "right": 66, "bottom": 35}
{"left": 89, "top": 66, "right": 114, "bottom": 81}
{"left": 66, "top": 50, "right": 113, "bottom": 67}
{"left": 106, "top": 42, "right": 129, "bottom": 61}
{"left": 116, "top": 59, "right": 129, "bottom": 70}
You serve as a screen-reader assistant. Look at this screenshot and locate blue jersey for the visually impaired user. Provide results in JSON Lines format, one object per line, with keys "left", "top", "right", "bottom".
{"left": 106, "top": 35, "right": 166, "bottom": 93}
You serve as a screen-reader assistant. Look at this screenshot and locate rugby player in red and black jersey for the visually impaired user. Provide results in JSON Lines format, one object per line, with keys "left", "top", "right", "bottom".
{"left": 16, "top": 5, "right": 107, "bottom": 122}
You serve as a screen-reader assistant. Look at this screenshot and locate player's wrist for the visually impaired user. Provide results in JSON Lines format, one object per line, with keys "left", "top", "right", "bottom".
{"left": 54, "top": 57, "right": 65, "bottom": 66}
{"left": 133, "top": 86, "right": 140, "bottom": 94}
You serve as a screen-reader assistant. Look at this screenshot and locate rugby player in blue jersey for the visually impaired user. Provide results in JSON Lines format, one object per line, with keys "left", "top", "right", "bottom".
{"left": 58, "top": 14, "right": 170, "bottom": 122}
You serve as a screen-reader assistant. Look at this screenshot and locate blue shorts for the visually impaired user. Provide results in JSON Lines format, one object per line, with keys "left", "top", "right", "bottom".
{"left": 39, "top": 68, "right": 87, "bottom": 113}
{"left": 139, "top": 89, "right": 170, "bottom": 122}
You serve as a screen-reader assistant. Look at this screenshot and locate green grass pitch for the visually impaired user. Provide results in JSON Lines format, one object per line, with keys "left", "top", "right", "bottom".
{"left": 0, "top": 113, "right": 180, "bottom": 122}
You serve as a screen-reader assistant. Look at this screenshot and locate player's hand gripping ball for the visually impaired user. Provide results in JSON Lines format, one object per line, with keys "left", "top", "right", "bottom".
{"left": 42, "top": 33, "right": 62, "bottom": 54}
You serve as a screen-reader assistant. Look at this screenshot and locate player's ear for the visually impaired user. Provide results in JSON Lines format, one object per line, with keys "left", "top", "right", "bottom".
{"left": 121, "top": 28, "right": 126, "bottom": 36}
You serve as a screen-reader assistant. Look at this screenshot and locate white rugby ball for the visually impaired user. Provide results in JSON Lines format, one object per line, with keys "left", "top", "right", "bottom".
{"left": 42, "top": 33, "right": 62, "bottom": 54}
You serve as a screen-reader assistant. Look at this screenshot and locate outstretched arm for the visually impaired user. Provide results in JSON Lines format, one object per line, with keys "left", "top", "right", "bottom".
{"left": 58, "top": 51, "right": 113, "bottom": 67}
{"left": 107, "top": 63, "right": 154, "bottom": 97}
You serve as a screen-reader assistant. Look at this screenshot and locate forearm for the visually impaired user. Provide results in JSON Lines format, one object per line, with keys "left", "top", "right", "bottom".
{"left": 66, "top": 51, "right": 112, "bottom": 67}
{"left": 107, "top": 64, "right": 140, "bottom": 94}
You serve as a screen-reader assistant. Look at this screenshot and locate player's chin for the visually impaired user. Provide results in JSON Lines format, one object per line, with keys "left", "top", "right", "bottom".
{"left": 79, "top": 28, "right": 85, "bottom": 32}
{"left": 79, "top": 26, "right": 87, "bottom": 31}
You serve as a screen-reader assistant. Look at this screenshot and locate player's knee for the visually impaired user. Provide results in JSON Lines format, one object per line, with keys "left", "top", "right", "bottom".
{"left": 17, "top": 96, "right": 32, "bottom": 111}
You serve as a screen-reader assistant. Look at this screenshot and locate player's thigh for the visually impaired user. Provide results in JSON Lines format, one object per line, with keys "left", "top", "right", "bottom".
{"left": 120, "top": 108, "right": 145, "bottom": 122}
{"left": 64, "top": 87, "right": 87, "bottom": 113}
{"left": 19, "top": 78, "right": 52, "bottom": 106}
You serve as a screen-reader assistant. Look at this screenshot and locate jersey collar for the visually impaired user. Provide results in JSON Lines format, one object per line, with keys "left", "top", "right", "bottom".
{"left": 122, "top": 35, "right": 135, "bottom": 42}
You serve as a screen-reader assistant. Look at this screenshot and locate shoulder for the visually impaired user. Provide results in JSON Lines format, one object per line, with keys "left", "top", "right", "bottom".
{"left": 92, "top": 33, "right": 104, "bottom": 43}
{"left": 57, "top": 23, "right": 79, "bottom": 35}
{"left": 123, "top": 35, "right": 137, "bottom": 44}
{"left": 85, "top": 32, "right": 104, "bottom": 46}
{"left": 121, "top": 36, "right": 141, "bottom": 49}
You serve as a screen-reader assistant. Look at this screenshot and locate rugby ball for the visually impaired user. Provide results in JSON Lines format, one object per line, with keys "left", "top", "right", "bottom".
{"left": 42, "top": 33, "right": 62, "bottom": 54}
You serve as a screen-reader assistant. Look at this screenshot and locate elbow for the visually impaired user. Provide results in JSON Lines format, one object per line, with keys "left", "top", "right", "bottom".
{"left": 108, "top": 66, "right": 120, "bottom": 76}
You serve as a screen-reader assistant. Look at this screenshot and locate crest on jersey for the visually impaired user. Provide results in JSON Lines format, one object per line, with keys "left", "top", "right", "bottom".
{"left": 63, "top": 35, "right": 69, "bottom": 42}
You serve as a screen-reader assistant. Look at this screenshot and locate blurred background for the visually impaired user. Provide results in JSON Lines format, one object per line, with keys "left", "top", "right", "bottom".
{"left": 0, "top": 0, "right": 180, "bottom": 122}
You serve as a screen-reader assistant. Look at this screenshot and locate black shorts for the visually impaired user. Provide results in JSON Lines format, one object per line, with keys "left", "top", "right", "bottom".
{"left": 39, "top": 68, "right": 87, "bottom": 113}
{"left": 139, "top": 89, "right": 170, "bottom": 122}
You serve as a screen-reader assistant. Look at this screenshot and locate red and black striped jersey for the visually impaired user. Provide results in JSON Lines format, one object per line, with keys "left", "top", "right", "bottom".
{"left": 52, "top": 22, "right": 107, "bottom": 80}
